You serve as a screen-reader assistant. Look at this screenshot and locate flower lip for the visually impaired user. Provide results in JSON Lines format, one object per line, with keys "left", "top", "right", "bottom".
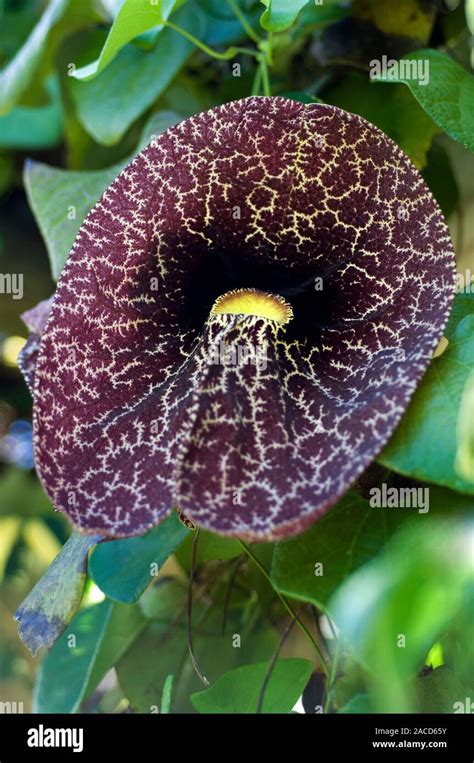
{"left": 211, "top": 288, "right": 293, "bottom": 325}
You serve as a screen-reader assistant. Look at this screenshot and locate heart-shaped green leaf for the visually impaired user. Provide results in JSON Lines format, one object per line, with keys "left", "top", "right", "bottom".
{"left": 191, "top": 658, "right": 313, "bottom": 713}
{"left": 72, "top": 0, "right": 184, "bottom": 81}
{"left": 89, "top": 512, "right": 190, "bottom": 603}
{"left": 374, "top": 50, "right": 474, "bottom": 154}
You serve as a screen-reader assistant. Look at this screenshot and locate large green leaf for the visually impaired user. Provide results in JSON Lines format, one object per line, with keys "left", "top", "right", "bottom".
{"left": 34, "top": 599, "right": 112, "bottom": 713}
{"left": 421, "top": 141, "right": 459, "bottom": 218}
{"left": 0, "top": 0, "right": 101, "bottom": 115}
{"left": 324, "top": 71, "right": 439, "bottom": 169}
{"left": 72, "top": 0, "right": 183, "bottom": 81}
{"left": 271, "top": 488, "right": 474, "bottom": 611}
{"left": 456, "top": 371, "right": 474, "bottom": 483}
{"left": 82, "top": 602, "right": 148, "bottom": 703}
{"left": 69, "top": 5, "right": 203, "bottom": 145}
{"left": 0, "top": 0, "right": 69, "bottom": 115}
{"left": 375, "top": 50, "right": 474, "bottom": 154}
{"left": 379, "top": 292, "right": 474, "bottom": 494}
{"left": 14, "top": 531, "right": 100, "bottom": 655}
{"left": 192, "top": 658, "right": 313, "bottom": 713}
{"left": 24, "top": 160, "right": 117, "bottom": 281}
{"left": 259, "top": 0, "right": 310, "bottom": 32}
{"left": 329, "top": 519, "right": 473, "bottom": 712}
{"left": 34, "top": 598, "right": 147, "bottom": 712}
{"left": 90, "top": 512, "right": 190, "bottom": 603}
{"left": 0, "top": 76, "right": 63, "bottom": 149}
{"left": 24, "top": 110, "right": 181, "bottom": 279}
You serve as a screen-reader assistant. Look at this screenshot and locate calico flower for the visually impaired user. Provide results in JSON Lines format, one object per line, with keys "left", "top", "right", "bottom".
{"left": 21, "top": 96, "right": 455, "bottom": 541}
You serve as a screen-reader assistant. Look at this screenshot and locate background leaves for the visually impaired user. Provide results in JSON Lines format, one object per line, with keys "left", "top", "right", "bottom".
{"left": 380, "top": 292, "right": 474, "bottom": 495}
{"left": 329, "top": 519, "right": 474, "bottom": 712}
{"left": 271, "top": 487, "right": 474, "bottom": 612}
{"left": 376, "top": 49, "right": 474, "bottom": 155}
{"left": 68, "top": 6, "right": 204, "bottom": 145}
{"left": 0, "top": 0, "right": 69, "bottom": 115}
{"left": 116, "top": 579, "right": 280, "bottom": 713}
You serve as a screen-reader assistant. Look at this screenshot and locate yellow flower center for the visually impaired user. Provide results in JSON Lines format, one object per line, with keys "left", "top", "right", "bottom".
{"left": 211, "top": 288, "right": 293, "bottom": 325}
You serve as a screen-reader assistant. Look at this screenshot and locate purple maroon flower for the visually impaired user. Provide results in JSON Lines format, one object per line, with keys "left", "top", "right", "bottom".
{"left": 21, "top": 96, "right": 455, "bottom": 541}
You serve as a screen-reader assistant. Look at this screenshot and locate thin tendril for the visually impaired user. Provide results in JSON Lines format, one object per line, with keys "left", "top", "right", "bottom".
{"left": 237, "top": 540, "right": 329, "bottom": 677}
{"left": 257, "top": 615, "right": 296, "bottom": 713}
{"left": 187, "top": 528, "right": 210, "bottom": 686}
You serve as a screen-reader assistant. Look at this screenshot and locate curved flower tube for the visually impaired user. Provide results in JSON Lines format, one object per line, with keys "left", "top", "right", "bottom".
{"left": 23, "top": 96, "right": 455, "bottom": 540}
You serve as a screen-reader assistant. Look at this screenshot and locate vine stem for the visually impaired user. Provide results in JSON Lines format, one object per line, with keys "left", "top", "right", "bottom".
{"left": 259, "top": 56, "right": 271, "bottom": 96}
{"left": 323, "top": 634, "right": 341, "bottom": 713}
{"left": 164, "top": 20, "right": 259, "bottom": 60}
{"left": 237, "top": 540, "right": 329, "bottom": 677}
{"left": 251, "top": 63, "right": 263, "bottom": 95}
{"left": 225, "top": 0, "right": 262, "bottom": 44}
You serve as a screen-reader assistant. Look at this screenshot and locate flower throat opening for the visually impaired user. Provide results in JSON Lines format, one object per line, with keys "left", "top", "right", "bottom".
{"left": 180, "top": 248, "right": 336, "bottom": 341}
